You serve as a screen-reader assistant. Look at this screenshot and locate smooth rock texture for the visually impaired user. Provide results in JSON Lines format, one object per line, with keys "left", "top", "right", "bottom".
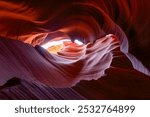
{"left": 0, "top": 0, "right": 150, "bottom": 99}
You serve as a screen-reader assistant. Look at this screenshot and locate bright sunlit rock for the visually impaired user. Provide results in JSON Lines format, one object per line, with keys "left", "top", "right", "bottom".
{"left": 74, "top": 39, "right": 83, "bottom": 45}
{"left": 41, "top": 39, "right": 70, "bottom": 49}
{"left": 41, "top": 39, "right": 70, "bottom": 54}
{"left": 41, "top": 39, "right": 84, "bottom": 54}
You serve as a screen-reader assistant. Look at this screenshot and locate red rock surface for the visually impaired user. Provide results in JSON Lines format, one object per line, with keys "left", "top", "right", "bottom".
{"left": 0, "top": 0, "right": 150, "bottom": 99}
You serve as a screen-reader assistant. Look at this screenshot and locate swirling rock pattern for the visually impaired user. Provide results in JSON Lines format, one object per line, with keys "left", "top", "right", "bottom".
{"left": 0, "top": 0, "right": 150, "bottom": 99}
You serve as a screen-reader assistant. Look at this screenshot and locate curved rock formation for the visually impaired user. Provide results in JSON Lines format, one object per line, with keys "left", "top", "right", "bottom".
{"left": 0, "top": 0, "right": 150, "bottom": 99}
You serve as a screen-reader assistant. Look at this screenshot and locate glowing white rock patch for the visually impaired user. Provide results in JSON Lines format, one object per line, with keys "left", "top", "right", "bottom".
{"left": 74, "top": 39, "right": 83, "bottom": 45}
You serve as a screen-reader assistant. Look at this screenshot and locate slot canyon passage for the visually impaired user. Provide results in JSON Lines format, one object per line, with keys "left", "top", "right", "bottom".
{"left": 0, "top": 0, "right": 150, "bottom": 99}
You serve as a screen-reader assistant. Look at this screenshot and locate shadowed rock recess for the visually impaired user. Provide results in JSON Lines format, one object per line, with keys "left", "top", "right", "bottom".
{"left": 0, "top": 0, "right": 150, "bottom": 99}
